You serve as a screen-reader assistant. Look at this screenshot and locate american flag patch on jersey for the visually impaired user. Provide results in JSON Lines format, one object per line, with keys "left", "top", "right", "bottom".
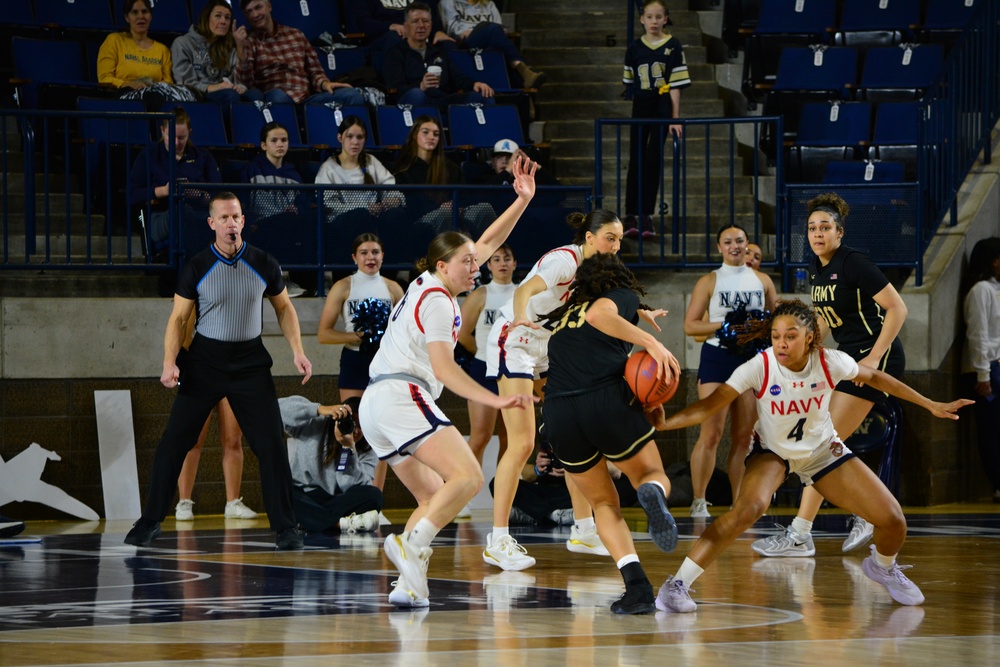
{"left": 830, "top": 274, "right": 838, "bottom": 280}
{"left": 811, "top": 381, "right": 827, "bottom": 391}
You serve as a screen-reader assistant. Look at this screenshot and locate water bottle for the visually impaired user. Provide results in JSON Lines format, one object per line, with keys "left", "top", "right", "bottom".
{"left": 793, "top": 268, "right": 809, "bottom": 294}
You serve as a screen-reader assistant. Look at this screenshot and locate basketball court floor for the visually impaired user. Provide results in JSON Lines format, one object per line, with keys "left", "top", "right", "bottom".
{"left": 1, "top": 506, "right": 998, "bottom": 666}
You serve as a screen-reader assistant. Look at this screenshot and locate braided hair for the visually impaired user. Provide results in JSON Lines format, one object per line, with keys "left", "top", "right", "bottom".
{"left": 541, "top": 253, "right": 652, "bottom": 323}
{"left": 736, "top": 299, "right": 821, "bottom": 354}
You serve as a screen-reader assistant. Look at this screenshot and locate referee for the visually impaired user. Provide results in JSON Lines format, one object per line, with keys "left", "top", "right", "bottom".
{"left": 125, "top": 191, "right": 313, "bottom": 550}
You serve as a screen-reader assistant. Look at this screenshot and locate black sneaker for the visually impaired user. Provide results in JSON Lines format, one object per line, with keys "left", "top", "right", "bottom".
{"left": 0, "top": 514, "right": 26, "bottom": 539}
{"left": 610, "top": 580, "right": 656, "bottom": 615}
{"left": 124, "top": 518, "right": 161, "bottom": 547}
{"left": 276, "top": 526, "right": 304, "bottom": 550}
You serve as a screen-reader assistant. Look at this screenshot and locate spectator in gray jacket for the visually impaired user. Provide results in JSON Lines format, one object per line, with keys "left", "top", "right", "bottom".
{"left": 279, "top": 395, "right": 383, "bottom": 533}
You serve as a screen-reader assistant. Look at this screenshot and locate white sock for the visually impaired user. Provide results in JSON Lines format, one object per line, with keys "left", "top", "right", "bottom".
{"left": 492, "top": 526, "right": 510, "bottom": 542}
{"left": 676, "top": 557, "right": 705, "bottom": 585}
{"left": 616, "top": 553, "right": 640, "bottom": 569}
{"left": 874, "top": 549, "right": 896, "bottom": 569}
{"left": 408, "top": 518, "right": 439, "bottom": 550}
{"left": 791, "top": 517, "right": 813, "bottom": 536}
{"left": 647, "top": 480, "right": 666, "bottom": 495}
{"left": 575, "top": 517, "right": 596, "bottom": 532}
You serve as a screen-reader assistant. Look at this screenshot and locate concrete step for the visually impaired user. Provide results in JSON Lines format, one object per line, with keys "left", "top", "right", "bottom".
{"left": 3, "top": 235, "right": 146, "bottom": 260}
{"left": 525, "top": 45, "right": 707, "bottom": 66}
{"left": 538, "top": 98, "right": 724, "bottom": 121}
{"left": 539, "top": 62, "right": 715, "bottom": 84}
{"left": 3, "top": 172, "right": 79, "bottom": 190}
{"left": 0, "top": 192, "right": 86, "bottom": 217}
{"left": 556, "top": 167, "right": 756, "bottom": 194}
{"left": 537, "top": 79, "right": 720, "bottom": 103}
{"left": 0, "top": 270, "right": 165, "bottom": 298}
{"left": 550, "top": 133, "right": 753, "bottom": 158}
{"left": 515, "top": 8, "right": 704, "bottom": 31}
{"left": 0, "top": 211, "right": 112, "bottom": 234}
{"left": 520, "top": 26, "right": 706, "bottom": 49}
{"left": 597, "top": 192, "right": 762, "bottom": 217}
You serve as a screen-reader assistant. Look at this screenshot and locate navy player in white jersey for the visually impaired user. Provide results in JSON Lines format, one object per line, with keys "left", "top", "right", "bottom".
{"left": 359, "top": 157, "right": 538, "bottom": 608}
{"left": 318, "top": 233, "right": 405, "bottom": 502}
{"left": 454, "top": 243, "right": 518, "bottom": 517}
{"left": 650, "top": 300, "right": 971, "bottom": 612}
{"left": 684, "top": 224, "right": 776, "bottom": 516}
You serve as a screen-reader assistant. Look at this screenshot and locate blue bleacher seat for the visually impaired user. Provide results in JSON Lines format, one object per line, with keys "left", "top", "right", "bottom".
{"left": 822, "top": 160, "right": 906, "bottom": 184}
{"left": 269, "top": 0, "right": 343, "bottom": 43}
{"left": 790, "top": 101, "right": 872, "bottom": 182}
{"left": 170, "top": 102, "right": 230, "bottom": 149}
{"left": 12, "top": 38, "right": 94, "bottom": 109}
{"left": 754, "top": 0, "right": 836, "bottom": 36}
{"left": 304, "top": 105, "right": 374, "bottom": 148}
{"left": 149, "top": 0, "right": 192, "bottom": 35}
{"left": 870, "top": 101, "right": 922, "bottom": 179}
{"left": 744, "top": 0, "right": 837, "bottom": 99}
{"left": 230, "top": 103, "right": 304, "bottom": 147}
{"left": 923, "top": 0, "right": 981, "bottom": 32}
{"left": 836, "top": 0, "right": 919, "bottom": 46}
{"left": 771, "top": 46, "right": 858, "bottom": 98}
{"left": 447, "top": 105, "right": 524, "bottom": 149}
{"left": 78, "top": 97, "right": 150, "bottom": 146}
{"left": 34, "top": 0, "right": 116, "bottom": 31}
{"left": 375, "top": 106, "right": 442, "bottom": 148}
{"left": 858, "top": 44, "right": 944, "bottom": 101}
{"left": 317, "top": 47, "right": 368, "bottom": 82}
{"left": 447, "top": 49, "right": 514, "bottom": 93}
{"left": 6, "top": 2, "right": 37, "bottom": 26}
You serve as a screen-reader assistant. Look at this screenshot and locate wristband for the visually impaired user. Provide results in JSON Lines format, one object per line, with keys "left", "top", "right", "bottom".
{"left": 534, "top": 464, "right": 545, "bottom": 477}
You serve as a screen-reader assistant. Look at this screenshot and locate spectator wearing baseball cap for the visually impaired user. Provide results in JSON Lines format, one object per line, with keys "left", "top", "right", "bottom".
{"left": 480, "top": 139, "right": 559, "bottom": 187}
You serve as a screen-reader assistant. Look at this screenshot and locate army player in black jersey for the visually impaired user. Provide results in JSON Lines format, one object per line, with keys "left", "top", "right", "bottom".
{"left": 126, "top": 191, "right": 313, "bottom": 550}
{"left": 752, "top": 192, "right": 909, "bottom": 558}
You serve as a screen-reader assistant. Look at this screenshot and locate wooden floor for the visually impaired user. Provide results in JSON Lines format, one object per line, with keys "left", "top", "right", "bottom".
{"left": 1, "top": 505, "right": 998, "bottom": 666}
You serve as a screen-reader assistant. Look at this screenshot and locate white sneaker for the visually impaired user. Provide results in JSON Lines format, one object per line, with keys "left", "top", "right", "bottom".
{"left": 385, "top": 534, "right": 432, "bottom": 600}
{"left": 455, "top": 504, "right": 473, "bottom": 519}
{"left": 842, "top": 515, "right": 874, "bottom": 552}
{"left": 224, "top": 498, "right": 258, "bottom": 519}
{"left": 751, "top": 525, "right": 816, "bottom": 557}
{"left": 566, "top": 524, "right": 611, "bottom": 557}
{"left": 861, "top": 546, "right": 925, "bottom": 606}
{"left": 285, "top": 281, "right": 306, "bottom": 298}
{"left": 174, "top": 499, "right": 194, "bottom": 521}
{"left": 388, "top": 576, "right": 430, "bottom": 608}
{"left": 690, "top": 498, "right": 712, "bottom": 519}
{"left": 483, "top": 534, "right": 536, "bottom": 571}
{"left": 339, "top": 509, "right": 380, "bottom": 534}
{"left": 656, "top": 576, "right": 697, "bottom": 613}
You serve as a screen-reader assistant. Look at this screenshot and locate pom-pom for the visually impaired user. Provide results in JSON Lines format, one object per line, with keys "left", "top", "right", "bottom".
{"left": 352, "top": 297, "right": 392, "bottom": 356}
{"left": 716, "top": 304, "right": 770, "bottom": 357}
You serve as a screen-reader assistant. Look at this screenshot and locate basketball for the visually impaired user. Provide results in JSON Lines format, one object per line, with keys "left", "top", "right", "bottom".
{"left": 625, "top": 350, "right": 679, "bottom": 407}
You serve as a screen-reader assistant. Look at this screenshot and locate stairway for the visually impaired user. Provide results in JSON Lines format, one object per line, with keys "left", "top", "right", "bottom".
{"left": 511, "top": 0, "right": 765, "bottom": 236}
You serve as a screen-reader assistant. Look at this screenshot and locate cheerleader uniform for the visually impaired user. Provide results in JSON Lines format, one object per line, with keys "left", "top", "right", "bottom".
{"left": 339, "top": 271, "right": 394, "bottom": 391}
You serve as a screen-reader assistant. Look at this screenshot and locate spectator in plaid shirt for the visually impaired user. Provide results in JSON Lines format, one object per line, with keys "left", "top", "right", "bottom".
{"left": 235, "top": 0, "right": 364, "bottom": 106}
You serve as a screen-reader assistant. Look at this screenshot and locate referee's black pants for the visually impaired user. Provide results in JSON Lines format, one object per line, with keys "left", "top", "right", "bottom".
{"left": 141, "top": 335, "right": 297, "bottom": 532}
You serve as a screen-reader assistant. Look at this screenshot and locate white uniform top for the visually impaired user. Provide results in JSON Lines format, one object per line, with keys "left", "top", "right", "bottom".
{"left": 499, "top": 244, "right": 583, "bottom": 339}
{"left": 368, "top": 271, "right": 460, "bottom": 399}
{"left": 341, "top": 271, "right": 394, "bottom": 352}
{"left": 706, "top": 263, "right": 766, "bottom": 347}
{"left": 726, "top": 347, "right": 859, "bottom": 460}
{"left": 475, "top": 281, "right": 517, "bottom": 362}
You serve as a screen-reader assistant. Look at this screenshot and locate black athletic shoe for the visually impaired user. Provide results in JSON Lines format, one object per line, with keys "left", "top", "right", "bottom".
{"left": 0, "top": 514, "right": 26, "bottom": 539}
{"left": 124, "top": 518, "right": 161, "bottom": 547}
{"left": 638, "top": 482, "right": 678, "bottom": 553}
{"left": 610, "top": 580, "right": 656, "bottom": 615}
{"left": 276, "top": 526, "right": 304, "bottom": 550}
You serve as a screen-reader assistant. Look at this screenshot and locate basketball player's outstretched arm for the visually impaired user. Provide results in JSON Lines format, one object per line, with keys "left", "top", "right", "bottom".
{"left": 474, "top": 156, "right": 537, "bottom": 263}
{"left": 647, "top": 384, "right": 741, "bottom": 431}
{"left": 856, "top": 366, "right": 973, "bottom": 419}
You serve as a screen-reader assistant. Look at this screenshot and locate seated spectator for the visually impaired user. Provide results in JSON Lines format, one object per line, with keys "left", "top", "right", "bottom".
{"left": 242, "top": 121, "right": 311, "bottom": 297}
{"left": 478, "top": 138, "right": 560, "bottom": 186}
{"left": 383, "top": 2, "right": 494, "bottom": 109}
{"left": 98, "top": 0, "right": 196, "bottom": 109}
{"left": 279, "top": 395, "right": 383, "bottom": 534}
{"left": 171, "top": 0, "right": 261, "bottom": 111}
{"left": 235, "top": 0, "right": 364, "bottom": 106}
{"left": 314, "top": 116, "right": 404, "bottom": 221}
{"left": 129, "top": 107, "right": 222, "bottom": 244}
{"left": 346, "top": 0, "right": 453, "bottom": 56}
{"left": 745, "top": 242, "right": 763, "bottom": 270}
{"left": 438, "top": 0, "right": 546, "bottom": 88}
{"left": 392, "top": 115, "right": 494, "bottom": 240}
{"left": 492, "top": 444, "right": 638, "bottom": 526}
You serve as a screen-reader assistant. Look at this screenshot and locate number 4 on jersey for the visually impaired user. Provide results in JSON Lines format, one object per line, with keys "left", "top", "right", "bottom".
{"left": 787, "top": 417, "right": 806, "bottom": 442}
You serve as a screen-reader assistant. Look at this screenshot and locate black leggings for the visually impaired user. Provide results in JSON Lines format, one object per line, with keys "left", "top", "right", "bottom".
{"left": 292, "top": 484, "right": 384, "bottom": 533}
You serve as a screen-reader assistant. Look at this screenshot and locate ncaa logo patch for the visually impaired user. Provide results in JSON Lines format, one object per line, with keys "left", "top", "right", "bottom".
{"left": 769, "top": 384, "right": 782, "bottom": 396}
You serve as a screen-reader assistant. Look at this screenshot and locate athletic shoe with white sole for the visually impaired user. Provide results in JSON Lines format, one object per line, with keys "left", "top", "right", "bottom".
{"left": 224, "top": 498, "right": 258, "bottom": 519}
{"left": 751, "top": 525, "right": 816, "bottom": 557}
{"left": 637, "top": 483, "right": 678, "bottom": 553}
{"left": 690, "top": 498, "right": 712, "bottom": 519}
{"left": 388, "top": 576, "right": 430, "bottom": 608}
{"left": 566, "top": 524, "right": 611, "bottom": 556}
{"left": 860, "top": 546, "right": 925, "bottom": 606}
{"left": 385, "top": 533, "right": 432, "bottom": 599}
{"left": 842, "top": 514, "right": 874, "bottom": 552}
{"left": 339, "top": 509, "right": 379, "bottom": 534}
{"left": 174, "top": 499, "right": 194, "bottom": 521}
{"left": 483, "top": 534, "right": 536, "bottom": 571}
{"left": 655, "top": 576, "right": 697, "bottom": 613}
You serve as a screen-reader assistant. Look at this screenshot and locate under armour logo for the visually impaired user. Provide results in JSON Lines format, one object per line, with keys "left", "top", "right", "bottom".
{"left": 791, "top": 381, "right": 805, "bottom": 388}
